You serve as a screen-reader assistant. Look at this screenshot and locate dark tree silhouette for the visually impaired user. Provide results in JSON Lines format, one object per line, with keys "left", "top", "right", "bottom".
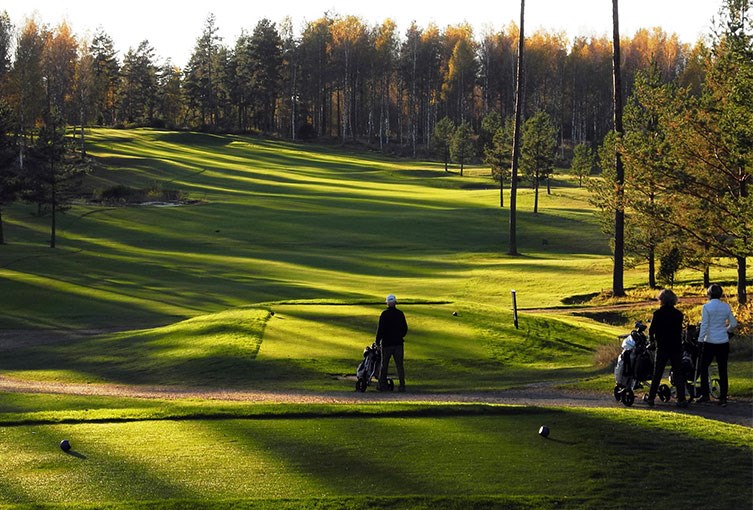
{"left": 509, "top": 0, "right": 525, "bottom": 256}
{"left": 611, "top": 0, "right": 626, "bottom": 296}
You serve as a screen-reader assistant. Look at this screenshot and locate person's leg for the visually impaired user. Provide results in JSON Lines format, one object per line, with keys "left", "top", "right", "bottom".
{"left": 698, "top": 343, "right": 715, "bottom": 400}
{"left": 378, "top": 345, "right": 393, "bottom": 390}
{"left": 669, "top": 350, "right": 686, "bottom": 403}
{"left": 647, "top": 350, "right": 668, "bottom": 403}
{"left": 717, "top": 342, "right": 730, "bottom": 403}
{"left": 393, "top": 344, "right": 405, "bottom": 389}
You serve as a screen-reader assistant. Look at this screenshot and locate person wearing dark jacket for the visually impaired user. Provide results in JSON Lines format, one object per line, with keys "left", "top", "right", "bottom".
{"left": 376, "top": 293, "right": 408, "bottom": 392}
{"left": 646, "top": 289, "right": 687, "bottom": 407}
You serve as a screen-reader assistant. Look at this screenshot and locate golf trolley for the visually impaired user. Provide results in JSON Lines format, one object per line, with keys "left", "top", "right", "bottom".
{"left": 613, "top": 321, "right": 655, "bottom": 406}
{"left": 355, "top": 341, "right": 395, "bottom": 392}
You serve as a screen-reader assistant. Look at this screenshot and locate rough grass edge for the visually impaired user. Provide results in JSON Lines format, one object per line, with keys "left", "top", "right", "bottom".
{"left": 0, "top": 495, "right": 591, "bottom": 510}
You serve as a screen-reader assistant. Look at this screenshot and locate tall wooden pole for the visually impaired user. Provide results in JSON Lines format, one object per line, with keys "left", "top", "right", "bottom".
{"left": 508, "top": 0, "right": 525, "bottom": 256}
{"left": 611, "top": 0, "right": 625, "bottom": 296}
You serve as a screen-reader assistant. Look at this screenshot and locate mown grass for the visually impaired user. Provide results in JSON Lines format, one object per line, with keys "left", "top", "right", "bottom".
{"left": 0, "top": 405, "right": 750, "bottom": 509}
{"left": 0, "top": 129, "right": 749, "bottom": 509}
{"left": 0, "top": 303, "right": 614, "bottom": 393}
{"left": 0, "top": 129, "right": 650, "bottom": 330}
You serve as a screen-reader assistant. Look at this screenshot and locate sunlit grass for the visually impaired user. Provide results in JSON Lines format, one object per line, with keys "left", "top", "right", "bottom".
{"left": 1, "top": 128, "right": 745, "bottom": 389}
{"left": 0, "top": 129, "right": 750, "bottom": 509}
{"left": 0, "top": 406, "right": 749, "bottom": 508}
{"left": 0, "top": 304, "right": 611, "bottom": 392}
{"left": 2, "top": 129, "right": 622, "bottom": 327}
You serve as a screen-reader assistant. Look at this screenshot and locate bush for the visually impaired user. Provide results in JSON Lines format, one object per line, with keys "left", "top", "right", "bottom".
{"left": 146, "top": 183, "right": 187, "bottom": 202}
{"left": 100, "top": 185, "right": 141, "bottom": 204}
{"left": 730, "top": 304, "right": 752, "bottom": 360}
{"left": 297, "top": 123, "right": 317, "bottom": 140}
{"left": 657, "top": 247, "right": 682, "bottom": 286}
{"left": 96, "top": 184, "right": 187, "bottom": 205}
{"left": 594, "top": 342, "right": 623, "bottom": 369}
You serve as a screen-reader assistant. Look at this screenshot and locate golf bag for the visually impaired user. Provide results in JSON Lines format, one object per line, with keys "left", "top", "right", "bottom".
{"left": 355, "top": 342, "right": 394, "bottom": 392}
{"left": 669, "top": 323, "right": 721, "bottom": 401}
{"left": 613, "top": 321, "right": 654, "bottom": 406}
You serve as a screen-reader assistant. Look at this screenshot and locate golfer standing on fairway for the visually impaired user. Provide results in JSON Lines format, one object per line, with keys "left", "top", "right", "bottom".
{"left": 376, "top": 294, "right": 408, "bottom": 392}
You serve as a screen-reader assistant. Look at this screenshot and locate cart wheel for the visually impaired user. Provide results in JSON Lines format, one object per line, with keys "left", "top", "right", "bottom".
{"left": 613, "top": 385, "right": 623, "bottom": 401}
{"left": 658, "top": 384, "right": 671, "bottom": 402}
{"left": 621, "top": 388, "right": 635, "bottom": 407}
{"left": 355, "top": 378, "right": 367, "bottom": 392}
{"left": 711, "top": 378, "right": 721, "bottom": 400}
{"left": 387, "top": 379, "right": 395, "bottom": 391}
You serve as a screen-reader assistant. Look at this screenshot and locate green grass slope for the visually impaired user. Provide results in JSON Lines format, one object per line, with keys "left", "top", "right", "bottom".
{"left": 0, "top": 302, "right": 611, "bottom": 392}
{"left": 1, "top": 128, "right": 622, "bottom": 331}
{"left": 0, "top": 129, "right": 750, "bottom": 509}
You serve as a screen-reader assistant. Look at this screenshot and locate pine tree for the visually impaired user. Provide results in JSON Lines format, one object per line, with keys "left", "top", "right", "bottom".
{"left": 669, "top": 0, "right": 752, "bottom": 304}
{"left": 483, "top": 117, "right": 513, "bottom": 207}
{"left": 450, "top": 120, "right": 475, "bottom": 176}
{"left": 521, "top": 111, "right": 556, "bottom": 213}
{"left": 570, "top": 143, "right": 593, "bottom": 187}
{"left": 0, "top": 99, "right": 19, "bottom": 244}
{"left": 432, "top": 116, "right": 455, "bottom": 172}
{"left": 25, "top": 108, "right": 88, "bottom": 248}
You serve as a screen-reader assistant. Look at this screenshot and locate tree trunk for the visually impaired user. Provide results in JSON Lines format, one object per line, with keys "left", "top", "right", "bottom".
{"left": 0, "top": 208, "right": 4, "bottom": 245}
{"left": 50, "top": 170, "right": 57, "bottom": 249}
{"left": 533, "top": 171, "right": 539, "bottom": 214}
{"left": 80, "top": 106, "right": 87, "bottom": 158}
{"left": 648, "top": 245, "right": 656, "bottom": 289}
{"left": 500, "top": 178, "right": 505, "bottom": 208}
{"left": 337, "top": 89, "right": 342, "bottom": 141}
{"left": 509, "top": 0, "right": 525, "bottom": 256}
{"left": 703, "top": 265, "right": 710, "bottom": 288}
{"left": 611, "top": 0, "right": 626, "bottom": 296}
{"left": 737, "top": 256, "right": 747, "bottom": 305}
{"left": 291, "top": 64, "right": 297, "bottom": 140}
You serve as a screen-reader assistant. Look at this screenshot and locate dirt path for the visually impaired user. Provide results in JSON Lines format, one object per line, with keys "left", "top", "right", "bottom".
{"left": 1, "top": 299, "right": 748, "bottom": 429}
{"left": 1, "top": 375, "right": 749, "bottom": 428}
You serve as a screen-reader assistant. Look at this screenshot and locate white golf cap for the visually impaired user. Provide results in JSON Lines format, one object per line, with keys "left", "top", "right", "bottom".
{"left": 386, "top": 294, "right": 397, "bottom": 303}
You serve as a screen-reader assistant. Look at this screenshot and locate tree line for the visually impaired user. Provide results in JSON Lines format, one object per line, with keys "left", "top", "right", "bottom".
{"left": 0, "top": 10, "right": 704, "bottom": 150}
{"left": 0, "top": 3, "right": 749, "bottom": 303}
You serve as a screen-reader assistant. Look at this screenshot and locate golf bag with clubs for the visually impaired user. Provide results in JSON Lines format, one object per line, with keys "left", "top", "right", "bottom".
{"left": 355, "top": 341, "right": 394, "bottom": 392}
{"left": 669, "top": 323, "right": 721, "bottom": 401}
{"left": 613, "top": 321, "right": 655, "bottom": 406}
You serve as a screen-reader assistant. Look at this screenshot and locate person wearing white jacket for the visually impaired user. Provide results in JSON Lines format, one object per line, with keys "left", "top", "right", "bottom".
{"left": 696, "top": 284, "right": 738, "bottom": 406}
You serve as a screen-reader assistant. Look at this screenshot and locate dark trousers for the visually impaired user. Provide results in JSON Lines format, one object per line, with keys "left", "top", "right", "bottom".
{"left": 379, "top": 343, "right": 405, "bottom": 388}
{"left": 699, "top": 342, "right": 729, "bottom": 401}
{"left": 648, "top": 349, "right": 686, "bottom": 402}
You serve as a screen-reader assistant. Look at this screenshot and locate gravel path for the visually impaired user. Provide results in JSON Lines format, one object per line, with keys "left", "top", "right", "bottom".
{"left": 1, "top": 375, "right": 750, "bottom": 428}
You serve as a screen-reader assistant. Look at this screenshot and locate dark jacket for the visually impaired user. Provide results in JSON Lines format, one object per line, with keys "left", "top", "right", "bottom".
{"left": 376, "top": 306, "right": 408, "bottom": 346}
{"left": 649, "top": 305, "right": 684, "bottom": 353}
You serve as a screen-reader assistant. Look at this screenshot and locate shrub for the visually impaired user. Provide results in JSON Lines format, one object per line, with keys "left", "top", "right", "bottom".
{"left": 594, "top": 342, "right": 623, "bottom": 369}
{"left": 297, "top": 123, "right": 317, "bottom": 140}
{"left": 100, "top": 185, "right": 140, "bottom": 204}
{"left": 657, "top": 247, "right": 682, "bottom": 287}
{"left": 96, "top": 184, "right": 187, "bottom": 205}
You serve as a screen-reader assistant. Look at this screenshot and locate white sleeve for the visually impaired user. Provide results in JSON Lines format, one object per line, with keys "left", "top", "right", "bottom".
{"left": 727, "top": 305, "right": 738, "bottom": 331}
{"left": 699, "top": 305, "right": 709, "bottom": 342}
